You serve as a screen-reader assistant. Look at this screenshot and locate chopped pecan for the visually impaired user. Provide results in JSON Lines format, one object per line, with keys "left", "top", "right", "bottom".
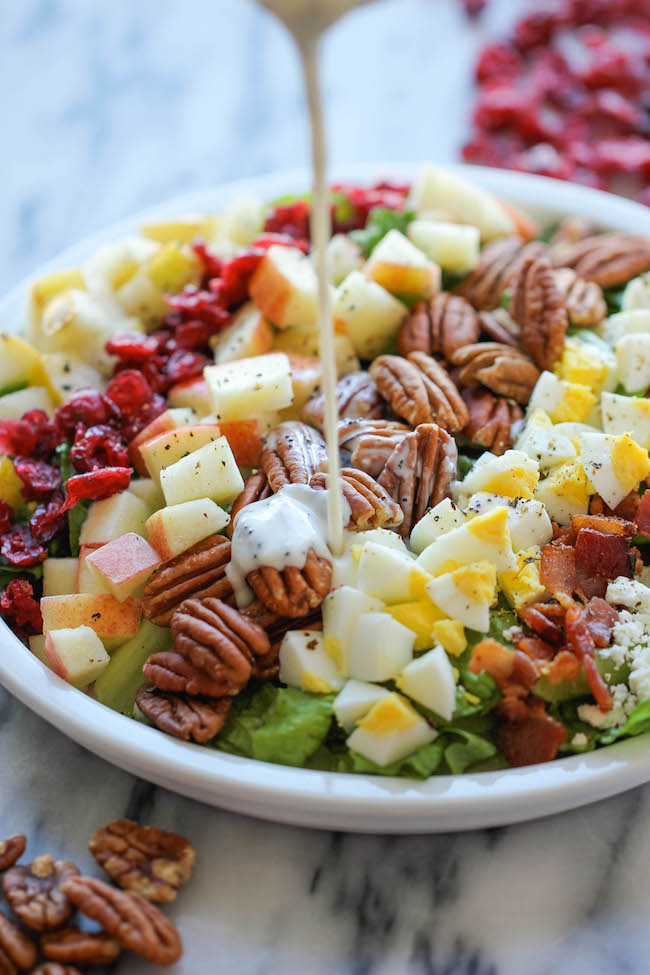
{"left": 247, "top": 549, "right": 332, "bottom": 617}
{"left": 397, "top": 292, "right": 480, "bottom": 360}
{"left": 61, "top": 875, "right": 182, "bottom": 967}
{"left": 135, "top": 686, "right": 231, "bottom": 743}
{"left": 378, "top": 423, "right": 458, "bottom": 537}
{"left": 170, "top": 597, "right": 270, "bottom": 694}
{"left": 338, "top": 418, "right": 411, "bottom": 478}
{"left": 0, "top": 912, "right": 37, "bottom": 972}
{"left": 370, "top": 353, "right": 468, "bottom": 433}
{"left": 40, "top": 928, "right": 121, "bottom": 966}
{"left": 0, "top": 836, "right": 25, "bottom": 873}
{"left": 32, "top": 967, "right": 83, "bottom": 975}
{"left": 547, "top": 232, "right": 650, "bottom": 287}
{"left": 89, "top": 819, "right": 194, "bottom": 905}
{"left": 450, "top": 342, "right": 540, "bottom": 404}
{"left": 227, "top": 471, "right": 272, "bottom": 539}
{"left": 478, "top": 309, "right": 519, "bottom": 347}
{"left": 462, "top": 387, "right": 522, "bottom": 456}
{"left": 511, "top": 256, "right": 568, "bottom": 371}
{"left": 261, "top": 421, "right": 327, "bottom": 492}
{"left": 310, "top": 468, "right": 404, "bottom": 531}
{"left": 2, "top": 856, "right": 79, "bottom": 933}
{"left": 240, "top": 602, "right": 322, "bottom": 677}
{"left": 142, "top": 534, "right": 233, "bottom": 627}
{"left": 301, "top": 371, "right": 383, "bottom": 431}
{"left": 455, "top": 236, "right": 545, "bottom": 309}
{"left": 552, "top": 267, "right": 606, "bottom": 327}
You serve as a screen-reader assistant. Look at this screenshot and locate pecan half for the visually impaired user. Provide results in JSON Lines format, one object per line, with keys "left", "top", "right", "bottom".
{"left": 40, "top": 928, "right": 121, "bottom": 966}
{"left": 310, "top": 468, "right": 404, "bottom": 531}
{"left": 478, "top": 309, "right": 519, "bottom": 347}
{"left": 548, "top": 232, "right": 650, "bottom": 287}
{"left": 227, "top": 471, "right": 272, "bottom": 539}
{"left": 142, "top": 534, "right": 233, "bottom": 627}
{"left": 32, "top": 966, "right": 83, "bottom": 975}
{"left": 143, "top": 651, "right": 234, "bottom": 698}
{"left": 450, "top": 342, "right": 540, "bottom": 404}
{"left": 370, "top": 353, "right": 468, "bottom": 433}
{"left": 261, "top": 421, "right": 327, "bottom": 492}
{"left": 0, "top": 912, "right": 37, "bottom": 972}
{"left": 397, "top": 292, "right": 480, "bottom": 360}
{"left": 552, "top": 267, "right": 607, "bottom": 327}
{"left": 0, "top": 836, "right": 25, "bottom": 873}
{"left": 338, "top": 418, "right": 411, "bottom": 478}
{"left": 247, "top": 549, "right": 332, "bottom": 617}
{"left": 511, "top": 256, "right": 568, "bottom": 371}
{"left": 378, "top": 423, "right": 458, "bottom": 537}
{"left": 301, "top": 371, "right": 383, "bottom": 431}
{"left": 2, "top": 857, "right": 79, "bottom": 933}
{"left": 135, "top": 687, "right": 231, "bottom": 743}
{"left": 455, "top": 237, "right": 546, "bottom": 310}
{"left": 89, "top": 819, "right": 195, "bottom": 905}
{"left": 61, "top": 876, "right": 182, "bottom": 967}
{"left": 239, "top": 602, "right": 322, "bottom": 678}
{"left": 462, "top": 387, "right": 523, "bottom": 456}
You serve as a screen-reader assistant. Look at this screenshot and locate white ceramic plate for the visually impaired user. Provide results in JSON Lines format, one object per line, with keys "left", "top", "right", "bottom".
{"left": 2, "top": 163, "right": 650, "bottom": 833}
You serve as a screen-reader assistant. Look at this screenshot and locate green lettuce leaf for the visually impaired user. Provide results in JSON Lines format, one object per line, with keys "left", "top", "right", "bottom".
{"left": 344, "top": 738, "right": 446, "bottom": 778}
{"left": 0, "top": 561, "right": 43, "bottom": 591}
{"left": 443, "top": 727, "right": 498, "bottom": 774}
{"left": 68, "top": 499, "right": 90, "bottom": 557}
{"left": 599, "top": 697, "right": 650, "bottom": 745}
{"left": 351, "top": 208, "right": 414, "bottom": 258}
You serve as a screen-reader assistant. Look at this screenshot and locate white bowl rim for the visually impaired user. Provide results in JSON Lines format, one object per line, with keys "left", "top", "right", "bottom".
{"left": 2, "top": 162, "right": 650, "bottom": 833}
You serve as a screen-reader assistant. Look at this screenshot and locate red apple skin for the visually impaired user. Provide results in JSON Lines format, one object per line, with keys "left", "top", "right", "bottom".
{"left": 86, "top": 532, "right": 161, "bottom": 599}
{"left": 40, "top": 594, "right": 142, "bottom": 643}
{"left": 219, "top": 420, "right": 262, "bottom": 468}
{"left": 128, "top": 411, "right": 180, "bottom": 475}
{"left": 44, "top": 633, "right": 69, "bottom": 681}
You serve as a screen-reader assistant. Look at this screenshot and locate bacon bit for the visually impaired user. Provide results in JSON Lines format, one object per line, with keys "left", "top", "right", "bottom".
{"left": 572, "top": 513, "right": 636, "bottom": 537}
{"left": 631, "top": 546, "right": 645, "bottom": 576}
{"left": 575, "top": 561, "right": 609, "bottom": 601}
{"left": 593, "top": 491, "right": 642, "bottom": 522}
{"left": 495, "top": 698, "right": 567, "bottom": 768}
{"left": 540, "top": 544, "right": 576, "bottom": 599}
{"left": 574, "top": 528, "right": 634, "bottom": 580}
{"left": 514, "top": 634, "right": 556, "bottom": 661}
{"left": 469, "top": 638, "right": 514, "bottom": 684}
{"left": 584, "top": 597, "right": 618, "bottom": 648}
{"left": 519, "top": 605, "right": 563, "bottom": 645}
{"left": 565, "top": 604, "right": 612, "bottom": 712}
{"left": 635, "top": 490, "right": 650, "bottom": 539}
{"left": 533, "top": 601, "right": 567, "bottom": 624}
{"left": 540, "top": 649, "right": 582, "bottom": 686}
{"left": 552, "top": 524, "right": 576, "bottom": 545}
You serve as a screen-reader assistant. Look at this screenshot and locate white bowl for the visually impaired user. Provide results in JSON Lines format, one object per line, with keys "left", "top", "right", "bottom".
{"left": 2, "top": 163, "right": 650, "bottom": 833}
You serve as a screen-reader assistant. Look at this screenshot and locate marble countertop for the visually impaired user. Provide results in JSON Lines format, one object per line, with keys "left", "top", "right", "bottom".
{"left": 3, "top": 0, "right": 650, "bottom": 972}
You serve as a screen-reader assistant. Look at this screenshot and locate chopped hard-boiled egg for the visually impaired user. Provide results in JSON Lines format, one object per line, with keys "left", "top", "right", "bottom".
{"left": 346, "top": 692, "right": 437, "bottom": 767}
{"left": 601, "top": 391, "right": 650, "bottom": 450}
{"left": 397, "top": 645, "right": 457, "bottom": 721}
{"left": 425, "top": 562, "right": 497, "bottom": 632}
{"left": 515, "top": 408, "right": 577, "bottom": 472}
{"left": 333, "top": 680, "right": 390, "bottom": 732}
{"left": 331, "top": 528, "right": 409, "bottom": 589}
{"left": 356, "top": 542, "right": 431, "bottom": 604}
{"left": 578, "top": 431, "right": 650, "bottom": 509}
{"left": 534, "top": 458, "right": 591, "bottom": 525}
{"left": 598, "top": 308, "right": 650, "bottom": 346}
{"left": 499, "top": 546, "right": 549, "bottom": 612}
{"left": 279, "top": 630, "right": 344, "bottom": 694}
{"left": 622, "top": 272, "right": 650, "bottom": 311}
{"left": 322, "top": 586, "right": 385, "bottom": 674}
{"left": 616, "top": 333, "right": 650, "bottom": 394}
{"left": 528, "top": 371, "right": 597, "bottom": 424}
{"left": 554, "top": 336, "right": 617, "bottom": 396}
{"left": 347, "top": 613, "right": 415, "bottom": 682}
{"left": 383, "top": 599, "right": 447, "bottom": 651}
{"left": 432, "top": 619, "right": 467, "bottom": 657}
{"left": 456, "top": 450, "right": 539, "bottom": 506}
{"left": 416, "top": 506, "right": 516, "bottom": 576}
{"left": 409, "top": 498, "right": 466, "bottom": 555}
{"left": 463, "top": 492, "right": 553, "bottom": 552}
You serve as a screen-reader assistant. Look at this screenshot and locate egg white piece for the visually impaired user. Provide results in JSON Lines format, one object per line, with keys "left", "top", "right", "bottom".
{"left": 616, "top": 333, "right": 650, "bottom": 394}
{"left": 279, "top": 630, "right": 345, "bottom": 694}
{"left": 527, "top": 371, "right": 596, "bottom": 425}
{"left": 601, "top": 392, "right": 650, "bottom": 450}
{"left": 464, "top": 492, "right": 553, "bottom": 552}
{"left": 456, "top": 450, "right": 539, "bottom": 508}
{"left": 356, "top": 542, "right": 429, "bottom": 604}
{"left": 416, "top": 506, "right": 517, "bottom": 576}
{"left": 578, "top": 431, "right": 650, "bottom": 509}
{"left": 333, "top": 680, "right": 390, "bottom": 732}
{"left": 534, "top": 458, "right": 591, "bottom": 525}
{"left": 598, "top": 308, "right": 650, "bottom": 345}
{"left": 331, "top": 528, "right": 408, "bottom": 589}
{"left": 425, "top": 561, "right": 496, "bottom": 632}
{"left": 515, "top": 409, "right": 577, "bottom": 472}
{"left": 409, "top": 498, "right": 466, "bottom": 555}
{"left": 347, "top": 612, "right": 415, "bottom": 682}
{"left": 346, "top": 692, "right": 437, "bottom": 767}
{"left": 555, "top": 336, "right": 618, "bottom": 396}
{"left": 622, "top": 272, "right": 650, "bottom": 311}
{"left": 397, "top": 645, "right": 457, "bottom": 721}
{"left": 322, "top": 586, "right": 385, "bottom": 675}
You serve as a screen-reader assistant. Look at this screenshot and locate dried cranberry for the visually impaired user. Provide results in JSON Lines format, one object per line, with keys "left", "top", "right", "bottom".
{"left": 12, "top": 458, "right": 61, "bottom": 500}
{"left": 0, "top": 578, "right": 42, "bottom": 637}
{"left": 192, "top": 240, "right": 223, "bottom": 283}
{"left": 137, "top": 357, "right": 172, "bottom": 396}
{"left": 119, "top": 394, "right": 166, "bottom": 442}
{"left": 166, "top": 287, "right": 230, "bottom": 328}
{"left": 251, "top": 232, "right": 310, "bottom": 254}
{"left": 0, "top": 411, "right": 58, "bottom": 460}
{"left": 0, "top": 525, "right": 47, "bottom": 567}
{"left": 476, "top": 43, "right": 522, "bottom": 83}
{"left": 513, "top": 10, "right": 565, "bottom": 52}
{"left": 460, "top": 0, "right": 487, "bottom": 18}
{"left": 29, "top": 494, "right": 66, "bottom": 544}
{"left": 55, "top": 390, "right": 120, "bottom": 440}
{"left": 0, "top": 499, "right": 12, "bottom": 535}
{"left": 172, "top": 320, "right": 213, "bottom": 352}
{"left": 264, "top": 200, "right": 311, "bottom": 241}
{"left": 63, "top": 467, "right": 132, "bottom": 510}
{"left": 105, "top": 370, "right": 153, "bottom": 415}
{"left": 70, "top": 425, "right": 129, "bottom": 473}
{"left": 105, "top": 332, "right": 160, "bottom": 363}
{"left": 164, "top": 350, "right": 209, "bottom": 386}
{"left": 214, "top": 252, "right": 266, "bottom": 308}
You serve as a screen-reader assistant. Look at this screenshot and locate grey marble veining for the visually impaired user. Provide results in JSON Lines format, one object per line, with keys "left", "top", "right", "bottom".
{"left": 4, "top": 0, "right": 650, "bottom": 972}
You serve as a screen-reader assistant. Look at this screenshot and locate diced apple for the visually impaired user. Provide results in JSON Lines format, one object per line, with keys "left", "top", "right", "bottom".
{"left": 83, "top": 236, "right": 158, "bottom": 293}
{"left": 396, "top": 645, "right": 457, "bottom": 721}
{"left": 86, "top": 533, "right": 161, "bottom": 601}
{"left": 29, "top": 269, "right": 86, "bottom": 325}
{"left": 272, "top": 325, "right": 359, "bottom": 377}
{"left": 322, "top": 586, "right": 385, "bottom": 674}
{"left": 29, "top": 352, "right": 104, "bottom": 404}
{"left": 117, "top": 243, "right": 200, "bottom": 325}
{"left": 347, "top": 612, "right": 415, "bottom": 681}
{"left": 279, "top": 630, "right": 345, "bottom": 693}
{"left": 77, "top": 544, "right": 109, "bottom": 595}
{"left": 0, "top": 386, "right": 56, "bottom": 419}
{"left": 219, "top": 194, "right": 265, "bottom": 245}
{"left": 249, "top": 244, "right": 324, "bottom": 328}
{"left": 407, "top": 164, "right": 516, "bottom": 241}
{"left": 333, "top": 680, "right": 390, "bottom": 732}
{"left": 167, "top": 377, "right": 212, "bottom": 414}
{"left": 159, "top": 436, "right": 244, "bottom": 507}
{"left": 325, "top": 234, "right": 363, "bottom": 284}
{"left": 140, "top": 215, "right": 217, "bottom": 244}
{"left": 280, "top": 354, "right": 322, "bottom": 417}
{"left": 139, "top": 424, "right": 222, "bottom": 486}
{"left": 80, "top": 492, "right": 150, "bottom": 545}
{"left": 44, "top": 626, "right": 110, "bottom": 687}
{"left": 407, "top": 219, "right": 480, "bottom": 274}
{"left": 219, "top": 420, "right": 263, "bottom": 468}
{"left": 40, "top": 593, "right": 142, "bottom": 650}
{"left": 0, "top": 333, "right": 41, "bottom": 396}
{"left": 127, "top": 478, "right": 165, "bottom": 510}
{"left": 204, "top": 352, "right": 293, "bottom": 421}
{"left": 333, "top": 271, "right": 407, "bottom": 359}
{"left": 409, "top": 499, "right": 466, "bottom": 555}
{"left": 145, "top": 498, "right": 229, "bottom": 561}
{"left": 42, "top": 557, "right": 79, "bottom": 597}
{"left": 128, "top": 408, "right": 196, "bottom": 475}
{"left": 0, "top": 457, "right": 25, "bottom": 509}
{"left": 213, "top": 303, "right": 274, "bottom": 364}
{"left": 364, "top": 229, "right": 440, "bottom": 300}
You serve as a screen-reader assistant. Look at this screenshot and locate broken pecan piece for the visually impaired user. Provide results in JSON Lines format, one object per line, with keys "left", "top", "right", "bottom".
{"left": 450, "top": 342, "right": 540, "bottom": 404}
{"left": 32, "top": 966, "right": 82, "bottom": 975}
{"left": 462, "top": 387, "right": 523, "bottom": 456}
{"left": 61, "top": 876, "right": 182, "bottom": 967}
{"left": 0, "top": 912, "right": 37, "bottom": 972}
{"left": 2, "top": 856, "right": 79, "bottom": 933}
{"left": 552, "top": 267, "right": 606, "bottom": 327}
{"left": 511, "top": 256, "right": 568, "bottom": 371}
{"left": 227, "top": 471, "right": 272, "bottom": 539}
{"left": 0, "top": 836, "right": 25, "bottom": 873}
{"left": 301, "top": 371, "right": 383, "bottom": 431}
{"left": 261, "top": 421, "right": 327, "bottom": 492}
{"left": 239, "top": 602, "right": 322, "bottom": 678}
{"left": 247, "top": 549, "right": 332, "bottom": 617}
{"left": 89, "top": 819, "right": 195, "bottom": 905}
{"left": 40, "top": 928, "right": 121, "bottom": 966}
{"left": 378, "top": 423, "right": 458, "bottom": 537}
{"left": 310, "top": 468, "right": 404, "bottom": 531}
{"left": 142, "top": 534, "right": 233, "bottom": 627}
{"left": 455, "top": 236, "right": 545, "bottom": 309}
{"left": 477, "top": 309, "right": 519, "bottom": 347}
{"left": 397, "top": 292, "right": 480, "bottom": 360}
{"left": 547, "top": 232, "right": 650, "bottom": 287}
{"left": 338, "top": 418, "right": 411, "bottom": 478}
{"left": 135, "top": 687, "right": 231, "bottom": 743}
{"left": 370, "top": 353, "right": 468, "bottom": 433}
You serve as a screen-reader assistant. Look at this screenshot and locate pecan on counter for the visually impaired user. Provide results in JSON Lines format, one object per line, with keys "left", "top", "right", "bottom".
{"left": 2, "top": 856, "right": 79, "bottom": 933}
{"left": 547, "top": 232, "right": 650, "bottom": 288}
{"left": 454, "top": 236, "right": 546, "bottom": 310}
{"left": 462, "top": 387, "right": 523, "bottom": 456}
{"left": 370, "top": 353, "right": 468, "bottom": 433}
{"left": 338, "top": 418, "right": 411, "bottom": 479}
{"left": 511, "top": 256, "right": 568, "bottom": 371}
{"left": 378, "top": 423, "right": 458, "bottom": 537}
{"left": 450, "top": 342, "right": 540, "bottom": 404}
{"left": 397, "top": 292, "right": 480, "bottom": 361}
{"left": 227, "top": 471, "right": 272, "bottom": 539}
{"left": 261, "top": 421, "right": 327, "bottom": 492}
{"left": 0, "top": 836, "right": 25, "bottom": 873}
{"left": 142, "top": 534, "right": 233, "bottom": 627}
{"left": 310, "top": 468, "right": 404, "bottom": 531}
{"left": 301, "top": 371, "right": 384, "bottom": 431}
{"left": 40, "top": 928, "right": 121, "bottom": 967}
{"left": 89, "top": 819, "right": 195, "bottom": 905}
{"left": 552, "top": 267, "right": 607, "bottom": 328}
{"left": 135, "top": 687, "right": 231, "bottom": 744}
{"left": 61, "top": 875, "right": 182, "bottom": 967}
{"left": 247, "top": 549, "right": 332, "bottom": 618}
{"left": 32, "top": 966, "right": 83, "bottom": 975}
{"left": 0, "top": 911, "right": 37, "bottom": 972}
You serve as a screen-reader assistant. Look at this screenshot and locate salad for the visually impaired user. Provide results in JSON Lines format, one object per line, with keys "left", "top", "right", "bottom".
{"left": 3, "top": 164, "right": 650, "bottom": 780}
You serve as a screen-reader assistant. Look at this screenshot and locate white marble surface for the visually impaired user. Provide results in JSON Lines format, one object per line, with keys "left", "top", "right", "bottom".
{"left": 3, "top": 0, "right": 650, "bottom": 973}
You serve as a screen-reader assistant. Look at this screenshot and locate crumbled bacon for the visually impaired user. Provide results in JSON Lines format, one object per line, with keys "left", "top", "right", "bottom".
{"left": 565, "top": 604, "right": 612, "bottom": 711}
{"left": 584, "top": 597, "right": 618, "bottom": 648}
{"left": 592, "top": 490, "right": 642, "bottom": 522}
{"left": 572, "top": 513, "right": 636, "bottom": 537}
{"left": 540, "top": 543, "right": 576, "bottom": 599}
{"left": 514, "top": 634, "right": 556, "bottom": 661}
{"left": 519, "top": 605, "right": 563, "bottom": 645}
{"left": 574, "top": 527, "right": 634, "bottom": 579}
{"left": 539, "top": 649, "right": 582, "bottom": 686}
{"left": 635, "top": 490, "right": 650, "bottom": 540}
{"left": 495, "top": 698, "right": 567, "bottom": 768}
